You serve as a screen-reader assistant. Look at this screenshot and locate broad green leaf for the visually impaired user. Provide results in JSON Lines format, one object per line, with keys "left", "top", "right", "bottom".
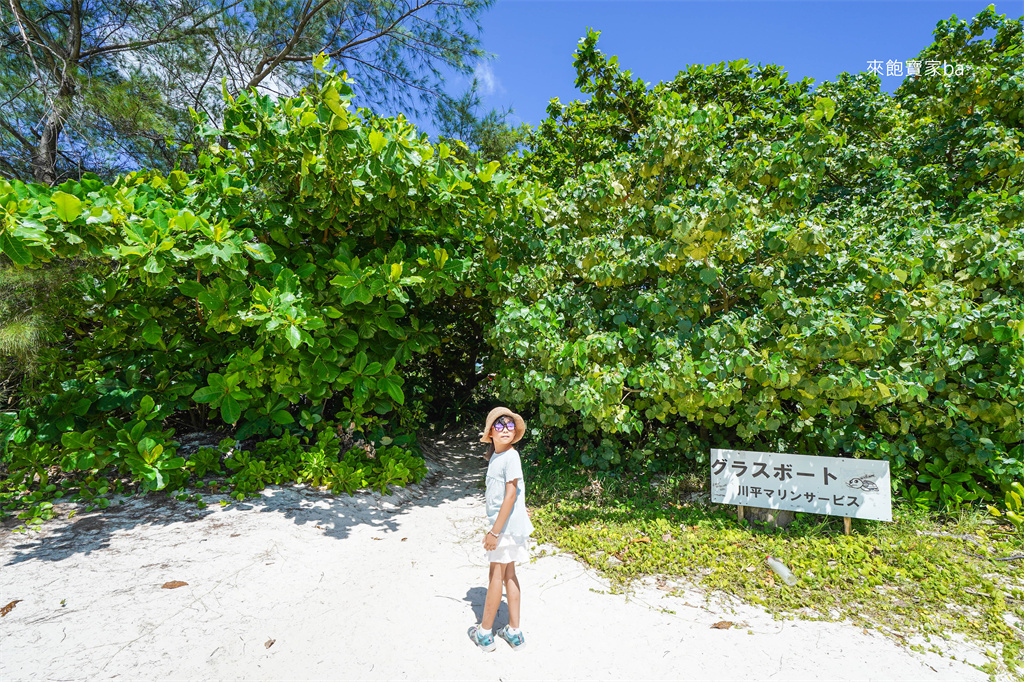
{"left": 141, "top": 320, "right": 162, "bottom": 345}
{"left": 383, "top": 377, "right": 405, "bottom": 404}
{"left": 323, "top": 85, "right": 345, "bottom": 116}
{"left": 192, "top": 387, "right": 221, "bottom": 403}
{"left": 336, "top": 329, "right": 359, "bottom": 349}
{"left": 0, "top": 233, "right": 31, "bottom": 265}
{"left": 138, "top": 395, "right": 156, "bottom": 416}
{"left": 168, "top": 171, "right": 189, "bottom": 191}
{"left": 70, "top": 398, "right": 91, "bottom": 416}
{"left": 177, "top": 281, "right": 204, "bottom": 297}
{"left": 244, "top": 242, "right": 276, "bottom": 262}
{"left": 369, "top": 130, "right": 385, "bottom": 153}
{"left": 221, "top": 395, "right": 241, "bottom": 424}
{"left": 271, "top": 409, "right": 295, "bottom": 424}
{"left": 286, "top": 324, "right": 302, "bottom": 348}
{"left": 51, "top": 192, "right": 82, "bottom": 222}
{"left": 125, "top": 304, "right": 149, "bottom": 321}
{"left": 352, "top": 351, "right": 368, "bottom": 373}
{"left": 478, "top": 160, "right": 500, "bottom": 182}
{"left": 61, "top": 432, "right": 93, "bottom": 450}
{"left": 313, "top": 357, "right": 329, "bottom": 381}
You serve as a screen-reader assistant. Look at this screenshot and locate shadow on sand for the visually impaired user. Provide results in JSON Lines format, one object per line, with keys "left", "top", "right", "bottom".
{"left": 1, "top": 424, "right": 490, "bottom": 566}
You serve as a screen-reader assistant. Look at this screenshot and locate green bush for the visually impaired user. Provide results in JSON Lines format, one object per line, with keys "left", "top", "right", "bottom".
{"left": 491, "top": 10, "right": 1024, "bottom": 510}
{"left": 0, "top": 58, "right": 538, "bottom": 515}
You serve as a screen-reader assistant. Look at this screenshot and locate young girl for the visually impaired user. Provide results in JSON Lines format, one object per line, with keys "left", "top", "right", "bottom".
{"left": 468, "top": 407, "right": 535, "bottom": 652}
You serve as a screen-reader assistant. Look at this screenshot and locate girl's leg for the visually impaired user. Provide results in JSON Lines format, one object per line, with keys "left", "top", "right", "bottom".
{"left": 481, "top": 562, "right": 505, "bottom": 630}
{"left": 503, "top": 561, "right": 521, "bottom": 629}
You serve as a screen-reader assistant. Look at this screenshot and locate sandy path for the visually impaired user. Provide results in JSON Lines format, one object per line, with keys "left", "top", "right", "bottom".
{"left": 0, "top": 428, "right": 993, "bottom": 680}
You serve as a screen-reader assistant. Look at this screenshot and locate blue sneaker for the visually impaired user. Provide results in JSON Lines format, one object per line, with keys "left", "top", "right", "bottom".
{"left": 496, "top": 625, "right": 526, "bottom": 651}
{"left": 468, "top": 625, "right": 496, "bottom": 652}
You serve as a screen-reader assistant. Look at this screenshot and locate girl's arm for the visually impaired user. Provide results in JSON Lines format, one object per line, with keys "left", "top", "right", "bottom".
{"left": 489, "top": 479, "right": 518, "bottom": 536}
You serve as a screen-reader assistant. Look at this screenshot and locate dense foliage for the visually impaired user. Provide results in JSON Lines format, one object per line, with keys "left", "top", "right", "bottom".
{"left": 490, "top": 8, "right": 1024, "bottom": 510}
{"left": 0, "top": 58, "right": 541, "bottom": 520}
{"left": 1, "top": 7, "right": 1022, "bottom": 520}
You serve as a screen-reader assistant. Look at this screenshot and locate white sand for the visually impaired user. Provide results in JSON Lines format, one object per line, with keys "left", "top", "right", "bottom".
{"left": 0, "top": 428, "right": 997, "bottom": 680}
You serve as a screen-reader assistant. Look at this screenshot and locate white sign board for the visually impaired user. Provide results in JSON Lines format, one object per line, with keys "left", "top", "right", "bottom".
{"left": 710, "top": 449, "right": 891, "bottom": 522}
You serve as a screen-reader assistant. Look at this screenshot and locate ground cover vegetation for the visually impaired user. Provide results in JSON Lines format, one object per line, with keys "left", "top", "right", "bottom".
{"left": 524, "top": 461, "right": 1024, "bottom": 676}
{"left": 0, "top": 3, "right": 1023, "bottom": 670}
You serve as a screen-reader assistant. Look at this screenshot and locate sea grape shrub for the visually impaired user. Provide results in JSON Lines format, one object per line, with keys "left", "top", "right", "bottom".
{"left": 490, "top": 10, "right": 1024, "bottom": 509}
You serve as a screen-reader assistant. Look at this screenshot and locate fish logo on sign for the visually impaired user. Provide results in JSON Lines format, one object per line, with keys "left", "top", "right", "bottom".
{"left": 847, "top": 474, "right": 879, "bottom": 492}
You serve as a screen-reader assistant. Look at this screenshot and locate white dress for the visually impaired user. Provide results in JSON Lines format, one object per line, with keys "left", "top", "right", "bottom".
{"left": 484, "top": 447, "right": 536, "bottom": 564}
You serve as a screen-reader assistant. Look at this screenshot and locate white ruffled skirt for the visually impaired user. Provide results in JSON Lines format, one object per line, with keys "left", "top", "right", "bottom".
{"left": 486, "top": 533, "right": 534, "bottom": 564}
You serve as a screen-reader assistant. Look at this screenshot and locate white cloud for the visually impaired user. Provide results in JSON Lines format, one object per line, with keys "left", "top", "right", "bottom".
{"left": 473, "top": 61, "right": 502, "bottom": 96}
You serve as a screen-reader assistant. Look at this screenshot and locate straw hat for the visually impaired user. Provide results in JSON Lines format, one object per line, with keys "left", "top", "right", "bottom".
{"left": 480, "top": 406, "right": 525, "bottom": 444}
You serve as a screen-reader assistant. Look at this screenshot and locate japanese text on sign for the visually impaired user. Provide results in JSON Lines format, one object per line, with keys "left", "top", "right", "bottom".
{"left": 710, "top": 449, "right": 891, "bottom": 522}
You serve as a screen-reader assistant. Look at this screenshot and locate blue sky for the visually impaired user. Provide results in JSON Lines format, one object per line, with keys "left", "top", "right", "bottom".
{"left": 411, "top": 0, "right": 1022, "bottom": 137}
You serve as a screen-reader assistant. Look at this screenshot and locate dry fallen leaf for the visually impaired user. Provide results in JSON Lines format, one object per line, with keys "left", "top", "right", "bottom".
{"left": 711, "top": 621, "right": 735, "bottom": 630}
{"left": 265, "top": 638, "right": 275, "bottom": 649}
{"left": 744, "top": 565, "right": 756, "bottom": 573}
{"left": 401, "top": 538, "right": 407, "bottom": 542}
{"left": 765, "top": 572, "right": 776, "bottom": 587}
{"left": 1, "top": 600, "right": 22, "bottom": 617}
{"left": 661, "top": 533, "right": 673, "bottom": 542}
{"left": 162, "top": 581, "right": 188, "bottom": 589}
{"left": 630, "top": 537, "right": 651, "bottom": 544}
{"left": 372, "top": 537, "right": 382, "bottom": 540}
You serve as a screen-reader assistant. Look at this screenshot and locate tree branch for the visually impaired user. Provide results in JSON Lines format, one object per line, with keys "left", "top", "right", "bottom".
{"left": 80, "top": 27, "right": 213, "bottom": 61}
{"left": 341, "top": 53, "right": 441, "bottom": 98}
{"left": 8, "top": 0, "right": 66, "bottom": 65}
{"left": 79, "top": 0, "right": 246, "bottom": 61}
{"left": 6, "top": 0, "right": 58, "bottom": 106}
{"left": 192, "top": 46, "right": 222, "bottom": 117}
{"left": 0, "top": 153, "right": 21, "bottom": 179}
{"left": 244, "top": 0, "right": 335, "bottom": 90}
{"left": 69, "top": 0, "right": 82, "bottom": 61}
{"left": 0, "top": 109, "right": 38, "bottom": 151}
{"left": 334, "top": 1, "right": 431, "bottom": 55}
{"left": 0, "top": 79, "right": 39, "bottom": 111}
